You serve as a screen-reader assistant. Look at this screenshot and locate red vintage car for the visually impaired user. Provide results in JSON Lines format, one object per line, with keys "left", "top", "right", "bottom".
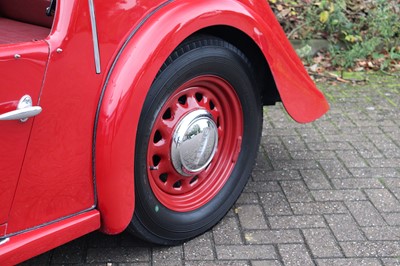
{"left": 0, "top": 0, "right": 329, "bottom": 264}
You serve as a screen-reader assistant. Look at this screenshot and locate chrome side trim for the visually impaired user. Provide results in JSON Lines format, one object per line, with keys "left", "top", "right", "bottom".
{"left": 88, "top": 0, "right": 101, "bottom": 74}
{"left": 0, "top": 238, "right": 10, "bottom": 246}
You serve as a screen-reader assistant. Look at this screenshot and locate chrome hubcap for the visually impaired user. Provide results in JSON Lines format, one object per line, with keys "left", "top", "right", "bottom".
{"left": 171, "top": 109, "right": 218, "bottom": 176}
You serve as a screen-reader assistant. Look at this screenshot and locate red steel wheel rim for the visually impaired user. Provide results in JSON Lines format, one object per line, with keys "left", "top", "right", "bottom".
{"left": 147, "top": 75, "right": 243, "bottom": 212}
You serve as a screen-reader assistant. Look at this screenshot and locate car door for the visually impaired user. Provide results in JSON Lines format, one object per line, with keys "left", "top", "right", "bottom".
{"left": 0, "top": 41, "right": 49, "bottom": 237}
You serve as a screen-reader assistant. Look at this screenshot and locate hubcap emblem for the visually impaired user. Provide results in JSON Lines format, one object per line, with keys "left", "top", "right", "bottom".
{"left": 171, "top": 110, "right": 218, "bottom": 176}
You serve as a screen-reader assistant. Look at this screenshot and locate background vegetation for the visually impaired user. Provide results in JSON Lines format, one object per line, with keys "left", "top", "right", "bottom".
{"left": 269, "top": 0, "right": 400, "bottom": 73}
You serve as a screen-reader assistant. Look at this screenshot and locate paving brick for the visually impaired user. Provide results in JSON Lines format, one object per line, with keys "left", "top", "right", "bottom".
{"left": 269, "top": 215, "right": 326, "bottom": 229}
{"left": 324, "top": 133, "right": 368, "bottom": 143}
{"left": 319, "top": 159, "right": 351, "bottom": 179}
{"left": 381, "top": 125, "right": 399, "bottom": 133}
{"left": 364, "top": 189, "right": 400, "bottom": 212}
{"left": 263, "top": 137, "right": 292, "bottom": 160}
{"left": 51, "top": 238, "right": 86, "bottom": 263}
{"left": 237, "top": 205, "right": 268, "bottom": 230}
{"left": 312, "top": 189, "right": 366, "bottom": 202}
{"left": 314, "top": 121, "right": 340, "bottom": 135}
{"left": 390, "top": 187, "right": 400, "bottom": 200}
{"left": 216, "top": 245, "right": 277, "bottom": 260}
{"left": 301, "top": 169, "right": 332, "bottom": 190}
{"left": 244, "top": 181, "right": 281, "bottom": 193}
{"left": 244, "top": 229, "right": 303, "bottom": 244}
{"left": 87, "top": 232, "right": 120, "bottom": 248}
{"left": 331, "top": 178, "right": 383, "bottom": 189}
{"left": 19, "top": 253, "right": 51, "bottom": 266}
{"left": 22, "top": 77, "right": 400, "bottom": 266}
{"left": 290, "top": 150, "right": 336, "bottom": 160}
{"left": 281, "top": 180, "right": 314, "bottom": 203}
{"left": 278, "top": 244, "right": 314, "bottom": 266}
{"left": 346, "top": 201, "right": 386, "bottom": 226}
{"left": 381, "top": 177, "right": 400, "bottom": 188}
{"left": 254, "top": 151, "right": 273, "bottom": 171}
{"left": 382, "top": 213, "right": 400, "bottom": 226}
{"left": 345, "top": 110, "right": 370, "bottom": 123}
{"left": 264, "top": 128, "right": 299, "bottom": 137}
{"left": 350, "top": 141, "right": 384, "bottom": 159}
{"left": 260, "top": 192, "right": 292, "bottom": 216}
{"left": 118, "top": 232, "right": 152, "bottom": 248}
{"left": 302, "top": 228, "right": 342, "bottom": 258}
{"left": 367, "top": 134, "right": 400, "bottom": 158}
{"left": 281, "top": 136, "right": 307, "bottom": 151}
{"left": 349, "top": 168, "right": 399, "bottom": 178}
{"left": 271, "top": 159, "right": 320, "bottom": 170}
{"left": 330, "top": 115, "right": 356, "bottom": 129}
{"left": 368, "top": 158, "right": 400, "bottom": 168}
{"left": 297, "top": 128, "right": 325, "bottom": 143}
{"left": 307, "top": 142, "right": 353, "bottom": 151}
{"left": 152, "top": 246, "right": 182, "bottom": 265}
{"left": 316, "top": 258, "right": 382, "bottom": 266}
{"left": 213, "top": 217, "right": 243, "bottom": 245}
{"left": 382, "top": 258, "right": 400, "bottom": 266}
{"left": 251, "top": 260, "right": 282, "bottom": 266}
{"left": 336, "top": 150, "right": 369, "bottom": 168}
{"left": 120, "top": 263, "right": 148, "bottom": 266}
{"left": 184, "top": 232, "right": 214, "bottom": 261}
{"left": 340, "top": 241, "right": 400, "bottom": 257}
{"left": 361, "top": 226, "right": 400, "bottom": 241}
{"left": 185, "top": 261, "right": 249, "bottom": 266}
{"left": 86, "top": 247, "right": 150, "bottom": 263}
{"left": 252, "top": 169, "right": 302, "bottom": 181}
{"left": 324, "top": 214, "right": 365, "bottom": 241}
{"left": 236, "top": 193, "right": 259, "bottom": 204}
{"left": 291, "top": 202, "right": 347, "bottom": 215}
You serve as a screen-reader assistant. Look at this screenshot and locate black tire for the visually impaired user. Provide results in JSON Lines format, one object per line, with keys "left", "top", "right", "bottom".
{"left": 129, "top": 36, "right": 262, "bottom": 245}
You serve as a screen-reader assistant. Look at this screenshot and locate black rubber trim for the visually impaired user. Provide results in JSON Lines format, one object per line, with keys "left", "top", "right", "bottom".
{"left": 91, "top": 1, "right": 174, "bottom": 206}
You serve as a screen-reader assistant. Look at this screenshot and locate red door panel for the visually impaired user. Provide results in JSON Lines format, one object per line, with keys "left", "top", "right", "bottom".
{"left": 6, "top": 0, "right": 97, "bottom": 233}
{"left": 0, "top": 42, "right": 49, "bottom": 227}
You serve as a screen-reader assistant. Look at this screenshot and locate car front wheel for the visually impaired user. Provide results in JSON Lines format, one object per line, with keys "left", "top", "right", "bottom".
{"left": 129, "top": 36, "right": 262, "bottom": 245}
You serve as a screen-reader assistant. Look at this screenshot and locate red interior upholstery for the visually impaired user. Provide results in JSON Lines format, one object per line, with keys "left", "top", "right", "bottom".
{"left": 0, "top": 0, "right": 53, "bottom": 44}
{"left": 0, "top": 0, "right": 53, "bottom": 28}
{"left": 0, "top": 17, "right": 50, "bottom": 44}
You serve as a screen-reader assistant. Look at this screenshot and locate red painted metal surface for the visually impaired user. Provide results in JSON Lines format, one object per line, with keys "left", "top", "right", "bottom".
{"left": 0, "top": 0, "right": 329, "bottom": 263}
{"left": 95, "top": 0, "right": 328, "bottom": 234}
{"left": 248, "top": 0, "right": 329, "bottom": 123}
{"left": 0, "top": 41, "right": 49, "bottom": 226}
{"left": 6, "top": 0, "right": 96, "bottom": 234}
{"left": 147, "top": 76, "right": 243, "bottom": 211}
{"left": 0, "top": 224, "right": 6, "bottom": 237}
{"left": 0, "top": 210, "right": 100, "bottom": 266}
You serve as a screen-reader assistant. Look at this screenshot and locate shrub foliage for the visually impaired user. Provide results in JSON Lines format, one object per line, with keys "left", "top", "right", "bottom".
{"left": 269, "top": 0, "right": 400, "bottom": 71}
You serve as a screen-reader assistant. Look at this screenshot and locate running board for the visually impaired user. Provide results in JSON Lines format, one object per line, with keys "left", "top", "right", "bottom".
{"left": 0, "top": 210, "right": 100, "bottom": 265}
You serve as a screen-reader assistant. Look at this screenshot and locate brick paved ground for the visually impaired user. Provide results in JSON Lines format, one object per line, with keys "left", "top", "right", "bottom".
{"left": 23, "top": 75, "right": 400, "bottom": 265}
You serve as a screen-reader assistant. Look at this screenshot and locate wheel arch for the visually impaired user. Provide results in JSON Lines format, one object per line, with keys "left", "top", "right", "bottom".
{"left": 94, "top": 0, "right": 328, "bottom": 234}
{"left": 197, "top": 26, "right": 281, "bottom": 106}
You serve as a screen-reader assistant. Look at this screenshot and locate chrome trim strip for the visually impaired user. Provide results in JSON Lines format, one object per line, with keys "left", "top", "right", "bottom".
{"left": 88, "top": 0, "right": 101, "bottom": 74}
{"left": 0, "top": 238, "right": 10, "bottom": 246}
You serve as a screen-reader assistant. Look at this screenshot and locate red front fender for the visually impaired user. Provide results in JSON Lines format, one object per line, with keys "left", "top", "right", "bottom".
{"left": 95, "top": 0, "right": 328, "bottom": 234}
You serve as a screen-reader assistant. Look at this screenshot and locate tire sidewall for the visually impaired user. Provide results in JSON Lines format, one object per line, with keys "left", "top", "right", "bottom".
{"left": 132, "top": 42, "right": 262, "bottom": 244}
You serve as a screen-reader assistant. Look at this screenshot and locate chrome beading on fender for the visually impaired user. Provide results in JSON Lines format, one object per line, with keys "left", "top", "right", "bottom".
{"left": 88, "top": 0, "right": 101, "bottom": 74}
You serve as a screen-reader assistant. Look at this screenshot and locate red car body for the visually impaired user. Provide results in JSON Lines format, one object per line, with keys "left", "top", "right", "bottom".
{"left": 0, "top": 0, "right": 328, "bottom": 264}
